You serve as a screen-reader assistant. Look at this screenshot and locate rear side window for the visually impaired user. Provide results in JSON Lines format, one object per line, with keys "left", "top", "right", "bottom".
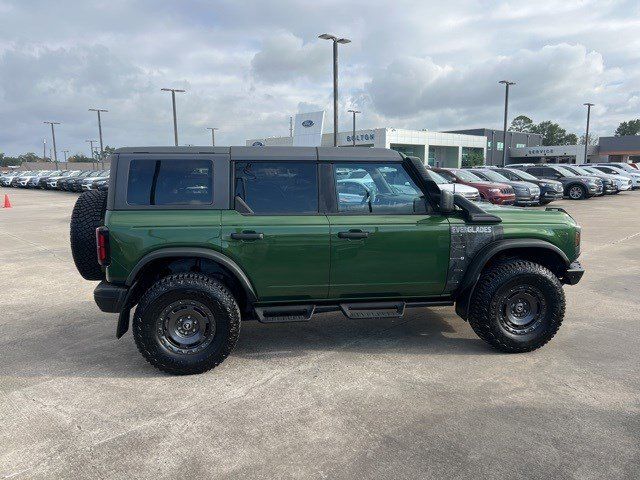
{"left": 127, "top": 160, "right": 213, "bottom": 205}
{"left": 234, "top": 162, "right": 318, "bottom": 214}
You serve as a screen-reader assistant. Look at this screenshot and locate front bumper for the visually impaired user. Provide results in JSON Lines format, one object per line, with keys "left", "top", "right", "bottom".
{"left": 588, "top": 184, "right": 603, "bottom": 195}
{"left": 515, "top": 194, "right": 540, "bottom": 206}
{"left": 563, "top": 261, "right": 585, "bottom": 285}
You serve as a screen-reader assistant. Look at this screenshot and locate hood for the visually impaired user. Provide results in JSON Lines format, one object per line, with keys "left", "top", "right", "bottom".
{"left": 479, "top": 202, "right": 576, "bottom": 225}
{"left": 440, "top": 183, "right": 477, "bottom": 194}
{"left": 469, "top": 181, "right": 511, "bottom": 189}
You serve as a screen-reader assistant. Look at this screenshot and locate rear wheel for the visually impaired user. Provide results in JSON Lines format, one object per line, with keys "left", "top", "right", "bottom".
{"left": 468, "top": 260, "right": 565, "bottom": 353}
{"left": 133, "top": 273, "right": 241, "bottom": 375}
{"left": 567, "top": 184, "right": 587, "bottom": 200}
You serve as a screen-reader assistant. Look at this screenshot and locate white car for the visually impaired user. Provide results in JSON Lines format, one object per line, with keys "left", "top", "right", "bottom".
{"left": 580, "top": 166, "right": 632, "bottom": 192}
{"left": 589, "top": 165, "right": 640, "bottom": 189}
{"left": 425, "top": 169, "right": 480, "bottom": 201}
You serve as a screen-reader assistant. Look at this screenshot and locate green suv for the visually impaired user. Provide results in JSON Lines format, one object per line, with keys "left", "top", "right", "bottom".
{"left": 70, "top": 147, "right": 584, "bottom": 375}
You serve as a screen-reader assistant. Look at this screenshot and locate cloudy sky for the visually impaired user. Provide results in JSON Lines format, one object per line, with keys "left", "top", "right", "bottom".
{"left": 1, "top": 0, "right": 639, "bottom": 156}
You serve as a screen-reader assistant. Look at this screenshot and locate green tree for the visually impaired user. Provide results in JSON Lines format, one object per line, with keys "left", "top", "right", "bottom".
{"left": 614, "top": 119, "right": 640, "bottom": 136}
{"left": 530, "top": 121, "right": 577, "bottom": 146}
{"left": 17, "top": 152, "right": 40, "bottom": 163}
{"left": 509, "top": 115, "right": 534, "bottom": 133}
{"left": 579, "top": 134, "right": 598, "bottom": 145}
{"left": 68, "top": 154, "right": 93, "bottom": 163}
{"left": 461, "top": 148, "right": 484, "bottom": 167}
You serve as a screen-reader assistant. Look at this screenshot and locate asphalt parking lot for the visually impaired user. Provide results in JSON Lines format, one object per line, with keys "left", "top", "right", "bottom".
{"left": 1, "top": 187, "right": 638, "bottom": 479}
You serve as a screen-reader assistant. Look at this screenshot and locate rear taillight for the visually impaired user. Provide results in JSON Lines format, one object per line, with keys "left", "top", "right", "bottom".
{"left": 96, "top": 226, "right": 110, "bottom": 266}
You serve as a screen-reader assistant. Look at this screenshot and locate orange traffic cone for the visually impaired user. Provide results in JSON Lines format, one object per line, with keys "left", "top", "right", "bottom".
{"left": 3, "top": 194, "right": 11, "bottom": 208}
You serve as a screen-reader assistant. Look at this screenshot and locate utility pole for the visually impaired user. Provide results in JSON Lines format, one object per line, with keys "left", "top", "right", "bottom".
{"left": 206, "top": 127, "right": 219, "bottom": 146}
{"left": 583, "top": 103, "right": 594, "bottom": 164}
{"left": 44, "top": 121, "right": 60, "bottom": 168}
{"left": 43, "top": 139, "right": 47, "bottom": 160}
{"left": 161, "top": 88, "right": 186, "bottom": 146}
{"left": 347, "top": 109, "right": 361, "bottom": 146}
{"left": 86, "top": 140, "right": 97, "bottom": 169}
{"left": 89, "top": 108, "right": 108, "bottom": 168}
{"left": 319, "top": 34, "right": 351, "bottom": 147}
{"left": 498, "top": 80, "right": 515, "bottom": 166}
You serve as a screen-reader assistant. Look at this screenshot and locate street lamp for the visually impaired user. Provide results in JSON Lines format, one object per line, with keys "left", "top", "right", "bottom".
{"left": 583, "top": 103, "right": 595, "bottom": 164}
{"left": 89, "top": 108, "right": 108, "bottom": 168}
{"left": 62, "top": 150, "right": 69, "bottom": 163}
{"left": 206, "top": 127, "right": 219, "bottom": 146}
{"left": 161, "top": 88, "right": 186, "bottom": 146}
{"left": 498, "top": 80, "right": 515, "bottom": 166}
{"left": 347, "top": 109, "right": 361, "bottom": 146}
{"left": 44, "top": 121, "right": 60, "bottom": 168}
{"left": 319, "top": 33, "right": 351, "bottom": 147}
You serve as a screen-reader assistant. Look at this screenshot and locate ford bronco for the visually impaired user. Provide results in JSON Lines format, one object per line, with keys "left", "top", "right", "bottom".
{"left": 70, "top": 147, "right": 584, "bottom": 375}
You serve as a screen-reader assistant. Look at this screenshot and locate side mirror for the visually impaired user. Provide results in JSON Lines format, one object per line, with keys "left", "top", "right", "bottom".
{"left": 439, "top": 190, "right": 455, "bottom": 213}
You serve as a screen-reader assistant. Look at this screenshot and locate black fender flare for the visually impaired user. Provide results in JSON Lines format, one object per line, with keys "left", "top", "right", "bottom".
{"left": 453, "top": 239, "right": 570, "bottom": 320}
{"left": 115, "top": 248, "right": 258, "bottom": 339}
{"left": 125, "top": 247, "right": 257, "bottom": 301}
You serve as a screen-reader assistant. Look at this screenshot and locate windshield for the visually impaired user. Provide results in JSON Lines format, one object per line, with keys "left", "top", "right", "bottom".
{"left": 452, "top": 169, "right": 483, "bottom": 182}
{"left": 474, "top": 170, "right": 510, "bottom": 183}
{"left": 506, "top": 168, "right": 538, "bottom": 181}
{"left": 554, "top": 166, "right": 575, "bottom": 177}
{"left": 426, "top": 170, "right": 449, "bottom": 184}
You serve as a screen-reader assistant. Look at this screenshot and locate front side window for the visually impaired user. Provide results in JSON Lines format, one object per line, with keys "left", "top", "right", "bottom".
{"left": 127, "top": 159, "right": 212, "bottom": 206}
{"left": 334, "top": 163, "right": 422, "bottom": 214}
{"left": 234, "top": 161, "right": 318, "bottom": 214}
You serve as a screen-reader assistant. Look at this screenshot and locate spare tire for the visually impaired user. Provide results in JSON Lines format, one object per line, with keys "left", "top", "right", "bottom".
{"left": 70, "top": 190, "right": 108, "bottom": 280}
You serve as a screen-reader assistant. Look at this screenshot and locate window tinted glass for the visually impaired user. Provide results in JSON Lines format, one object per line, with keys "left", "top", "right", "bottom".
{"left": 334, "top": 163, "right": 422, "bottom": 214}
{"left": 127, "top": 160, "right": 213, "bottom": 206}
{"left": 234, "top": 162, "right": 318, "bottom": 214}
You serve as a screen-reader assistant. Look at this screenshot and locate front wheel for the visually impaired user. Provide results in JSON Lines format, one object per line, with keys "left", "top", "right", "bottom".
{"left": 567, "top": 184, "right": 587, "bottom": 200}
{"left": 133, "top": 273, "right": 241, "bottom": 375}
{"left": 468, "top": 260, "right": 565, "bottom": 353}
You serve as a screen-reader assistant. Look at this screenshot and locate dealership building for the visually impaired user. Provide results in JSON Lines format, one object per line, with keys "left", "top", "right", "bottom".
{"left": 248, "top": 128, "right": 486, "bottom": 168}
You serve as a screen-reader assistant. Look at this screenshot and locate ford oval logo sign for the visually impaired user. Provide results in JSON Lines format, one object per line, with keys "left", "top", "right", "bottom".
{"left": 301, "top": 120, "right": 314, "bottom": 128}
{"left": 252, "top": 141, "right": 264, "bottom": 146}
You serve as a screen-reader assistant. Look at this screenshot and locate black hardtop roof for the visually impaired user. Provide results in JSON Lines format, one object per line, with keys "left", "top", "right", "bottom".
{"left": 113, "top": 146, "right": 403, "bottom": 162}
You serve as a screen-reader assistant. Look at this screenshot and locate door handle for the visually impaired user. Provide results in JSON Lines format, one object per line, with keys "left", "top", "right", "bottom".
{"left": 338, "top": 229, "right": 370, "bottom": 239}
{"left": 230, "top": 231, "right": 264, "bottom": 241}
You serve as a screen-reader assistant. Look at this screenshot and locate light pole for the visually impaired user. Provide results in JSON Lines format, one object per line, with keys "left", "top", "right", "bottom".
{"left": 319, "top": 33, "right": 351, "bottom": 147}
{"left": 161, "top": 88, "right": 186, "bottom": 146}
{"left": 583, "top": 103, "right": 594, "bottom": 164}
{"left": 63, "top": 150, "right": 69, "bottom": 163}
{"left": 498, "top": 80, "right": 515, "bottom": 166}
{"left": 89, "top": 108, "right": 108, "bottom": 167}
{"left": 43, "top": 139, "right": 47, "bottom": 160}
{"left": 347, "top": 109, "right": 361, "bottom": 146}
{"left": 206, "top": 127, "right": 219, "bottom": 146}
{"left": 86, "top": 139, "right": 97, "bottom": 168}
{"left": 44, "top": 121, "right": 60, "bottom": 168}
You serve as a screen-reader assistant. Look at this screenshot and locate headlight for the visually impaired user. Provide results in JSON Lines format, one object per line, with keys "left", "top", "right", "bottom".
{"left": 587, "top": 179, "right": 597, "bottom": 184}
{"left": 488, "top": 188, "right": 501, "bottom": 193}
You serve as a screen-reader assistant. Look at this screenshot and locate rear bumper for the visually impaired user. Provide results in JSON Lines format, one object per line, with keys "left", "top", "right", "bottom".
{"left": 563, "top": 261, "right": 584, "bottom": 285}
{"left": 94, "top": 281, "right": 129, "bottom": 313}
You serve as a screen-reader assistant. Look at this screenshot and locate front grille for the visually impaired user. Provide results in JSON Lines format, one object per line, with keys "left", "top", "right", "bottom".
{"left": 501, "top": 187, "right": 514, "bottom": 194}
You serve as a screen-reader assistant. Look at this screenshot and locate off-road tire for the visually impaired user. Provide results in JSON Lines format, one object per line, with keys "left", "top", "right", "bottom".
{"left": 468, "top": 260, "right": 565, "bottom": 353}
{"left": 567, "top": 184, "right": 587, "bottom": 200}
{"left": 133, "top": 273, "right": 241, "bottom": 375}
{"left": 70, "top": 190, "right": 107, "bottom": 280}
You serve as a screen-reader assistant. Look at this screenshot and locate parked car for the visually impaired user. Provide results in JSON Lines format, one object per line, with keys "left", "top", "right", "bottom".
{"left": 588, "top": 162, "right": 640, "bottom": 175}
{"left": 424, "top": 169, "right": 480, "bottom": 201}
{"left": 557, "top": 165, "right": 616, "bottom": 195}
{"left": 59, "top": 170, "right": 93, "bottom": 191}
{"left": 27, "top": 170, "right": 61, "bottom": 188}
{"left": 14, "top": 170, "right": 43, "bottom": 188}
{"left": 579, "top": 166, "right": 632, "bottom": 193}
{"left": 0, "top": 171, "right": 21, "bottom": 186}
{"left": 511, "top": 164, "right": 603, "bottom": 200}
{"left": 468, "top": 168, "right": 540, "bottom": 206}
{"left": 67, "top": 170, "right": 105, "bottom": 192}
{"left": 92, "top": 178, "right": 110, "bottom": 191}
{"left": 46, "top": 170, "right": 81, "bottom": 189}
{"left": 80, "top": 171, "right": 110, "bottom": 191}
{"left": 433, "top": 167, "right": 516, "bottom": 205}
{"left": 584, "top": 164, "right": 640, "bottom": 189}
{"left": 486, "top": 167, "right": 563, "bottom": 205}
{"left": 70, "top": 146, "right": 584, "bottom": 375}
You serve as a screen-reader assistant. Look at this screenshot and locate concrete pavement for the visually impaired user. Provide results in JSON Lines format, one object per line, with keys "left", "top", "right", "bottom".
{"left": 0, "top": 187, "right": 638, "bottom": 479}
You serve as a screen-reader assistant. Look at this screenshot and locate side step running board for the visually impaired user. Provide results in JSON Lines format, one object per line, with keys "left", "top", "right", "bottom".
{"left": 255, "top": 305, "right": 315, "bottom": 323}
{"left": 340, "top": 302, "right": 405, "bottom": 319}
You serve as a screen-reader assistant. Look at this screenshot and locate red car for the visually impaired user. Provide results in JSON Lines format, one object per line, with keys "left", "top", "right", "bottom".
{"left": 433, "top": 167, "right": 516, "bottom": 205}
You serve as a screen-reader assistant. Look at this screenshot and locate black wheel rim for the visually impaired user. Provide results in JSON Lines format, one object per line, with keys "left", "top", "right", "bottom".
{"left": 498, "top": 285, "right": 546, "bottom": 335}
{"left": 569, "top": 186, "right": 583, "bottom": 199}
{"left": 156, "top": 299, "right": 216, "bottom": 354}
